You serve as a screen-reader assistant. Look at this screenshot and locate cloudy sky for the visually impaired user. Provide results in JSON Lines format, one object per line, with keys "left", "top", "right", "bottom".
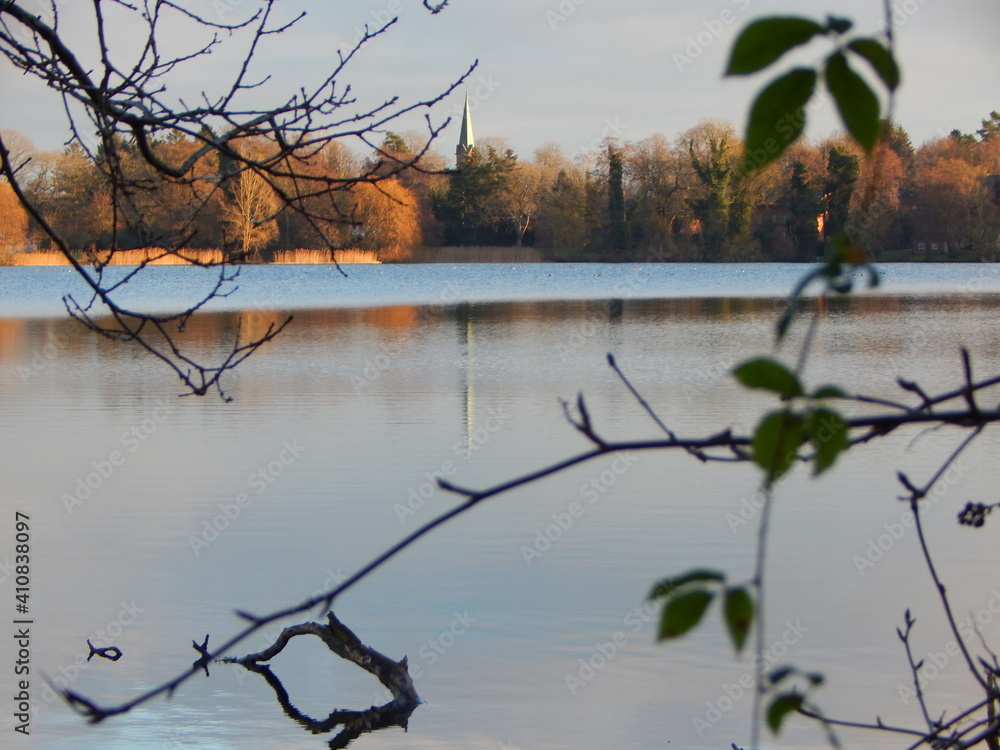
{"left": 2, "top": 0, "right": 997, "bottom": 161}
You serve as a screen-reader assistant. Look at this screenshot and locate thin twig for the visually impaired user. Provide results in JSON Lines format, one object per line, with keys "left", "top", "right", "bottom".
{"left": 906, "top": 426, "right": 991, "bottom": 692}
{"left": 750, "top": 484, "right": 773, "bottom": 750}
{"left": 897, "top": 609, "right": 936, "bottom": 732}
{"left": 607, "top": 352, "right": 677, "bottom": 440}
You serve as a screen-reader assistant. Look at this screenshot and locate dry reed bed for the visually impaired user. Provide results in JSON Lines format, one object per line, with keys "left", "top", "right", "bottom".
{"left": 8, "top": 248, "right": 224, "bottom": 266}
{"left": 271, "top": 249, "right": 380, "bottom": 264}
{"left": 6, "top": 248, "right": 380, "bottom": 266}
{"left": 8, "top": 250, "right": 72, "bottom": 266}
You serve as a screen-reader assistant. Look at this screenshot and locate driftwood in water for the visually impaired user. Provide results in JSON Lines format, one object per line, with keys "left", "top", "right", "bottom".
{"left": 226, "top": 610, "right": 419, "bottom": 706}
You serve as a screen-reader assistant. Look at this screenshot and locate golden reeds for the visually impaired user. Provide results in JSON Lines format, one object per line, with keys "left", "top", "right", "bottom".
{"left": 9, "top": 250, "right": 70, "bottom": 266}
{"left": 271, "top": 248, "right": 381, "bottom": 264}
{"left": 1, "top": 246, "right": 513, "bottom": 266}
{"left": 7, "top": 248, "right": 225, "bottom": 266}
{"left": 104, "top": 248, "right": 226, "bottom": 265}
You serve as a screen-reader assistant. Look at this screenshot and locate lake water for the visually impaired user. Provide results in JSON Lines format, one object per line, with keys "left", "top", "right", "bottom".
{"left": 2, "top": 263, "right": 1000, "bottom": 749}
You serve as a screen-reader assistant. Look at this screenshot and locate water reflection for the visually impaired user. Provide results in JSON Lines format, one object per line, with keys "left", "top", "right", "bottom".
{"left": 240, "top": 664, "right": 416, "bottom": 750}
{"left": 222, "top": 611, "right": 420, "bottom": 749}
{"left": 3, "top": 293, "right": 1000, "bottom": 749}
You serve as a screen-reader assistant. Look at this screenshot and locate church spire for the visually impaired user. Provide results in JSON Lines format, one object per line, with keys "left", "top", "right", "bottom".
{"left": 456, "top": 93, "right": 475, "bottom": 167}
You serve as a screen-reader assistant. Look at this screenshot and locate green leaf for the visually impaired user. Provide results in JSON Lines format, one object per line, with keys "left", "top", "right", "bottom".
{"left": 742, "top": 68, "right": 817, "bottom": 172}
{"left": 807, "top": 407, "right": 849, "bottom": 476}
{"left": 865, "top": 264, "right": 881, "bottom": 288}
{"left": 819, "top": 233, "right": 874, "bottom": 293}
{"left": 825, "top": 51, "right": 881, "bottom": 152}
{"left": 775, "top": 265, "right": 823, "bottom": 342}
{"left": 848, "top": 38, "right": 900, "bottom": 91}
{"left": 723, "top": 587, "right": 754, "bottom": 653}
{"left": 829, "top": 276, "right": 853, "bottom": 294}
{"left": 825, "top": 15, "right": 853, "bottom": 35}
{"left": 648, "top": 569, "right": 725, "bottom": 600}
{"left": 726, "top": 17, "right": 826, "bottom": 76}
{"left": 812, "top": 385, "right": 847, "bottom": 399}
{"left": 768, "top": 666, "right": 795, "bottom": 684}
{"left": 734, "top": 358, "right": 804, "bottom": 400}
{"left": 658, "top": 589, "right": 715, "bottom": 640}
{"left": 752, "top": 410, "right": 806, "bottom": 483}
{"left": 767, "top": 692, "right": 804, "bottom": 733}
{"left": 775, "top": 300, "right": 797, "bottom": 343}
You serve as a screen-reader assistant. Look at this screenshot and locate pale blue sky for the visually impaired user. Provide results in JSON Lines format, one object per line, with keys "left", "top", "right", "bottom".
{"left": 2, "top": 0, "right": 997, "bottom": 158}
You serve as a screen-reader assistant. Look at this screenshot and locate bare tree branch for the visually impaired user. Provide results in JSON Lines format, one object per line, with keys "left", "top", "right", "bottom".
{"left": 0, "top": 0, "right": 472, "bottom": 397}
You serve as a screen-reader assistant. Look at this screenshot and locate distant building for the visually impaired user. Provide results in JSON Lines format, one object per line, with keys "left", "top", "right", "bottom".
{"left": 455, "top": 94, "right": 475, "bottom": 168}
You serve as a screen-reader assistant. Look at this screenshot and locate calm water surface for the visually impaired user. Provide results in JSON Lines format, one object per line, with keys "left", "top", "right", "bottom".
{"left": 1, "top": 264, "right": 1000, "bottom": 749}
{"left": 4, "top": 261, "right": 1000, "bottom": 316}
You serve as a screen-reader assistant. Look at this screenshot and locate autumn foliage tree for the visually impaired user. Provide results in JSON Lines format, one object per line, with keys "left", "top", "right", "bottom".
{"left": 499, "top": 161, "right": 542, "bottom": 247}
{"left": 848, "top": 141, "right": 906, "bottom": 257}
{"left": 0, "top": 178, "right": 28, "bottom": 257}
{"left": 223, "top": 169, "right": 280, "bottom": 261}
{"left": 627, "top": 134, "right": 690, "bottom": 260}
{"left": 370, "top": 132, "right": 447, "bottom": 249}
{"left": 909, "top": 129, "right": 1000, "bottom": 258}
{"left": 349, "top": 179, "right": 422, "bottom": 261}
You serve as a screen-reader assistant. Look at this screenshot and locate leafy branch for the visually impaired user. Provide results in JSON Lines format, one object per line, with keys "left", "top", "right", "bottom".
{"left": 726, "top": 14, "right": 900, "bottom": 172}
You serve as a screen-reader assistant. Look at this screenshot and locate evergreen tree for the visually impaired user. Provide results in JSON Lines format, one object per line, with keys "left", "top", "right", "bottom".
{"left": 433, "top": 146, "right": 517, "bottom": 245}
{"left": 949, "top": 129, "right": 977, "bottom": 148}
{"left": 607, "top": 143, "right": 629, "bottom": 255}
{"left": 788, "top": 161, "right": 823, "bottom": 260}
{"left": 884, "top": 120, "right": 915, "bottom": 169}
{"left": 824, "top": 145, "right": 860, "bottom": 242}
{"left": 976, "top": 111, "right": 1000, "bottom": 141}
{"left": 687, "top": 132, "right": 734, "bottom": 260}
{"left": 381, "top": 132, "right": 412, "bottom": 155}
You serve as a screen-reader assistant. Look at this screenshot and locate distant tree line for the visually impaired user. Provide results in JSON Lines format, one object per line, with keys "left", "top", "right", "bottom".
{"left": 2, "top": 112, "right": 999, "bottom": 262}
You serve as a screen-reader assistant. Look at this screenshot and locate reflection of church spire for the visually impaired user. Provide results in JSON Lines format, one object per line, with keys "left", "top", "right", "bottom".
{"left": 456, "top": 93, "right": 475, "bottom": 168}
{"left": 462, "top": 306, "right": 475, "bottom": 449}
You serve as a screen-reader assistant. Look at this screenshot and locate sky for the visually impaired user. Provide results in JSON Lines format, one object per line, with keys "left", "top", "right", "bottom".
{"left": 1, "top": 0, "right": 998, "bottom": 162}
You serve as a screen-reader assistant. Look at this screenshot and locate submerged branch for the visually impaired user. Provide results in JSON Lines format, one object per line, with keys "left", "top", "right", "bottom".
{"left": 221, "top": 611, "right": 418, "bottom": 749}
{"left": 225, "top": 611, "right": 419, "bottom": 706}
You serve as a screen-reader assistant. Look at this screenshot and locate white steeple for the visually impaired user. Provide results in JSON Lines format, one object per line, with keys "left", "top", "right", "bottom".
{"left": 456, "top": 93, "right": 475, "bottom": 167}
